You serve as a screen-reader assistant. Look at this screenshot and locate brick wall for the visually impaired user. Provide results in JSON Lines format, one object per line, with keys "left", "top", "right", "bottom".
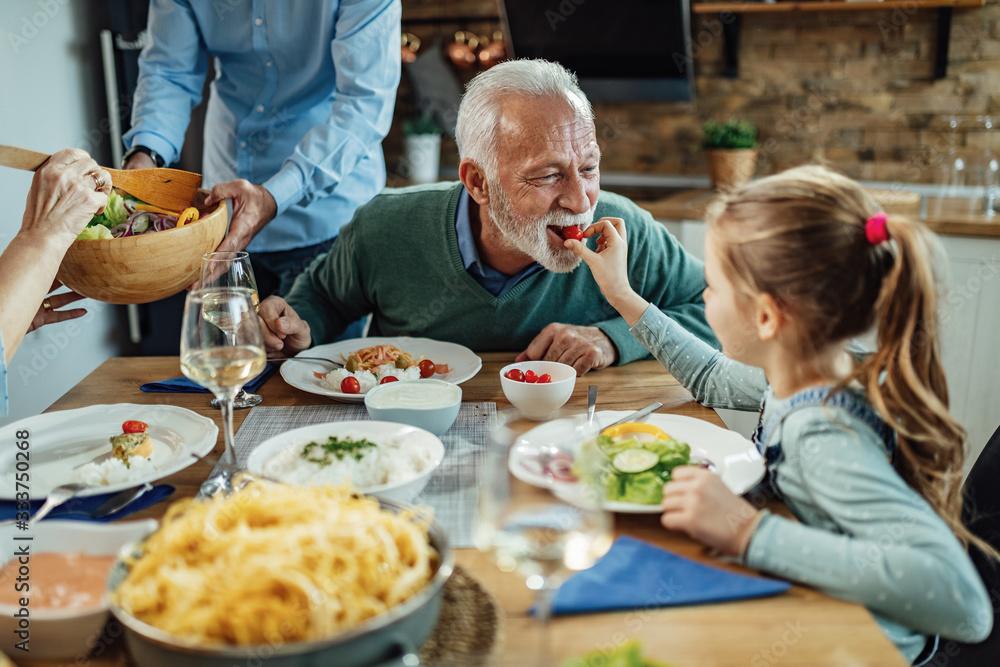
{"left": 389, "top": 1, "right": 1000, "bottom": 184}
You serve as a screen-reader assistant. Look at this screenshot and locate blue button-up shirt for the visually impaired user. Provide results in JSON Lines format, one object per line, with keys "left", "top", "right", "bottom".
{"left": 455, "top": 189, "right": 544, "bottom": 297}
{"left": 124, "top": 0, "right": 401, "bottom": 252}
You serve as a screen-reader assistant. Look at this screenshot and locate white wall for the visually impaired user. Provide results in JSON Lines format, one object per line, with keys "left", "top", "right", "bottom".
{"left": 0, "top": 0, "right": 123, "bottom": 424}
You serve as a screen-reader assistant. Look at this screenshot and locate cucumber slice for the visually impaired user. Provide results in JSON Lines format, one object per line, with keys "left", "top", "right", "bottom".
{"left": 612, "top": 448, "right": 659, "bottom": 474}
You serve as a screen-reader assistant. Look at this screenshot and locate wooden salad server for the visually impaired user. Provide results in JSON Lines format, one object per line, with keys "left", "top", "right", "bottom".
{"left": 0, "top": 144, "right": 201, "bottom": 212}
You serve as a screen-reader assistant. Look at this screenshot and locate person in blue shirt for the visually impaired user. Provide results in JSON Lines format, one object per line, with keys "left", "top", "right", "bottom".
{"left": 0, "top": 149, "right": 111, "bottom": 417}
{"left": 123, "top": 0, "right": 401, "bottom": 300}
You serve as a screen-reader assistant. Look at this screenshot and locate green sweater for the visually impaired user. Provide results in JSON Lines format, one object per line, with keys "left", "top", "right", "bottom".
{"left": 285, "top": 182, "right": 716, "bottom": 364}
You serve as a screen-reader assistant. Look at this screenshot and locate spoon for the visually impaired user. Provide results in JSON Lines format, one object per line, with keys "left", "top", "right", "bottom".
{"left": 586, "top": 384, "right": 598, "bottom": 428}
{"left": 0, "top": 145, "right": 201, "bottom": 212}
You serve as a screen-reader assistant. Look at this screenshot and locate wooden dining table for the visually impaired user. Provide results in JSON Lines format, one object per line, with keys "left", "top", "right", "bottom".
{"left": 37, "top": 353, "right": 905, "bottom": 667}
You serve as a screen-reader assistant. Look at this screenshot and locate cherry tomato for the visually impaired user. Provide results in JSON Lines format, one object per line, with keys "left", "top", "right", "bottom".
{"left": 122, "top": 420, "right": 148, "bottom": 434}
{"left": 538, "top": 373, "right": 552, "bottom": 384}
{"left": 340, "top": 376, "right": 361, "bottom": 394}
{"left": 418, "top": 359, "right": 436, "bottom": 378}
{"left": 524, "top": 370, "right": 538, "bottom": 384}
{"left": 380, "top": 376, "right": 399, "bottom": 384}
{"left": 505, "top": 369, "right": 525, "bottom": 382}
{"left": 561, "top": 225, "right": 584, "bottom": 241}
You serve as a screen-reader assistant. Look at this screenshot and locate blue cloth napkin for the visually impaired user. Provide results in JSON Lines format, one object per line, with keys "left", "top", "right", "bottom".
{"left": 140, "top": 363, "right": 276, "bottom": 393}
{"left": 0, "top": 484, "right": 175, "bottom": 523}
{"left": 551, "top": 536, "right": 790, "bottom": 615}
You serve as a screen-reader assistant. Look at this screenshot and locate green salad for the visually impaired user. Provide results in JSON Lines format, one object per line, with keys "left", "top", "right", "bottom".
{"left": 576, "top": 422, "right": 690, "bottom": 505}
{"left": 563, "top": 640, "right": 673, "bottom": 667}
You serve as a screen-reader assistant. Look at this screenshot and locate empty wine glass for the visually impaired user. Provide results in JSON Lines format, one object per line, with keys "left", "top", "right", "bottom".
{"left": 976, "top": 115, "right": 999, "bottom": 218}
{"left": 201, "top": 251, "right": 263, "bottom": 409}
{"left": 475, "top": 409, "right": 613, "bottom": 666}
{"left": 180, "top": 287, "right": 266, "bottom": 496}
{"left": 932, "top": 115, "right": 971, "bottom": 218}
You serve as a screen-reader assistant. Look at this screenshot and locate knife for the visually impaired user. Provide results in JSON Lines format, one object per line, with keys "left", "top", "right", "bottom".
{"left": 599, "top": 401, "right": 664, "bottom": 432}
{"left": 91, "top": 482, "right": 153, "bottom": 519}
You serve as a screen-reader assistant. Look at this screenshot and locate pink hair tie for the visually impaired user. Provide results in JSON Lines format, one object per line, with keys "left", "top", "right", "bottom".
{"left": 865, "top": 212, "right": 890, "bottom": 245}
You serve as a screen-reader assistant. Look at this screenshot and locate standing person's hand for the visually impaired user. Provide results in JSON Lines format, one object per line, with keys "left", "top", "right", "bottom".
{"left": 564, "top": 217, "right": 650, "bottom": 327}
{"left": 20, "top": 148, "right": 111, "bottom": 245}
{"left": 204, "top": 179, "right": 277, "bottom": 253}
{"left": 123, "top": 151, "right": 156, "bottom": 170}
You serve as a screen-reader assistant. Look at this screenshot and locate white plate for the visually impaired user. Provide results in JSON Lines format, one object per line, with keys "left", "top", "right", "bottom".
{"left": 0, "top": 404, "right": 218, "bottom": 500}
{"left": 509, "top": 410, "right": 765, "bottom": 514}
{"left": 279, "top": 337, "right": 483, "bottom": 403}
{"left": 245, "top": 420, "right": 445, "bottom": 503}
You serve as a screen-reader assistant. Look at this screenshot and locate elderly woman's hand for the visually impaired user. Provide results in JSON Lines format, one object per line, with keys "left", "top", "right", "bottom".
{"left": 20, "top": 148, "right": 111, "bottom": 245}
{"left": 27, "top": 281, "right": 88, "bottom": 333}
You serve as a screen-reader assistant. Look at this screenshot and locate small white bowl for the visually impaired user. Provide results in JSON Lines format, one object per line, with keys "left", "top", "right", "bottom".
{"left": 499, "top": 361, "right": 577, "bottom": 420}
{"left": 0, "top": 519, "right": 158, "bottom": 660}
{"left": 364, "top": 379, "right": 462, "bottom": 436}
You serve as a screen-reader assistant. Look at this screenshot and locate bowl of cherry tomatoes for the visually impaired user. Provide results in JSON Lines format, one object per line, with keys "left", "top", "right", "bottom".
{"left": 499, "top": 361, "right": 577, "bottom": 420}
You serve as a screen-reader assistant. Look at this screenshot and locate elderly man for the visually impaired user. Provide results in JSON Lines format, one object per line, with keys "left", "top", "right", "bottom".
{"left": 258, "top": 59, "right": 716, "bottom": 374}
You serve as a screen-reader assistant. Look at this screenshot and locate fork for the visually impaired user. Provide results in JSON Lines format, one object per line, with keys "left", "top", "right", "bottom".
{"left": 21, "top": 483, "right": 87, "bottom": 526}
{"left": 267, "top": 354, "right": 344, "bottom": 369}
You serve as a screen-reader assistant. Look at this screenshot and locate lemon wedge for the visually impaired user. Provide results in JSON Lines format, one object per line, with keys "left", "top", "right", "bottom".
{"left": 601, "top": 422, "right": 670, "bottom": 441}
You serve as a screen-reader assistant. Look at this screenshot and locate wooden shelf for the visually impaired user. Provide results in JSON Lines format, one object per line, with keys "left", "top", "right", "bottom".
{"left": 696, "top": 0, "right": 985, "bottom": 79}
{"left": 693, "top": 0, "right": 984, "bottom": 13}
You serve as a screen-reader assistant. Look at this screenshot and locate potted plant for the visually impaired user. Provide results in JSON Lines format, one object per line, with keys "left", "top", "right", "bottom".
{"left": 703, "top": 119, "right": 758, "bottom": 190}
{"left": 403, "top": 113, "right": 443, "bottom": 185}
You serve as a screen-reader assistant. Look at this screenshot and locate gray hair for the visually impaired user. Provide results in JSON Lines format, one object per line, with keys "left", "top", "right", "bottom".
{"left": 455, "top": 59, "right": 594, "bottom": 179}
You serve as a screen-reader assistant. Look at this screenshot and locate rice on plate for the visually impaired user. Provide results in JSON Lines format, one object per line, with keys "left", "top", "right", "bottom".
{"left": 248, "top": 422, "right": 446, "bottom": 503}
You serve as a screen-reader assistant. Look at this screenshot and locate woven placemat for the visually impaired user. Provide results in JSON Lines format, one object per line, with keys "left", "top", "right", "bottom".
{"left": 217, "top": 402, "right": 496, "bottom": 547}
{"left": 421, "top": 565, "right": 503, "bottom": 666}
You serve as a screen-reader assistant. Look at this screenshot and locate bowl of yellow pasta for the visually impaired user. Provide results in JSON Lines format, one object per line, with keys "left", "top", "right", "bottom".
{"left": 106, "top": 479, "right": 453, "bottom": 666}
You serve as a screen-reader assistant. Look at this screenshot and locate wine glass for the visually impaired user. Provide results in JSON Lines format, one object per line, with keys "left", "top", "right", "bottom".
{"left": 475, "top": 408, "right": 613, "bottom": 666}
{"left": 976, "top": 115, "right": 999, "bottom": 218}
{"left": 180, "top": 287, "right": 266, "bottom": 496}
{"left": 200, "top": 251, "right": 263, "bottom": 409}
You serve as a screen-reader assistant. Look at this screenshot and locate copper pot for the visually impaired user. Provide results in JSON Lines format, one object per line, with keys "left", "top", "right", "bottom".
{"left": 401, "top": 32, "right": 421, "bottom": 64}
{"left": 446, "top": 31, "right": 479, "bottom": 70}
{"left": 477, "top": 31, "right": 506, "bottom": 69}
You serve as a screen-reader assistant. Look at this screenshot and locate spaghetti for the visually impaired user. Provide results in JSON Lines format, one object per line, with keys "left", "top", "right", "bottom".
{"left": 113, "top": 482, "right": 435, "bottom": 647}
{"left": 345, "top": 344, "right": 416, "bottom": 372}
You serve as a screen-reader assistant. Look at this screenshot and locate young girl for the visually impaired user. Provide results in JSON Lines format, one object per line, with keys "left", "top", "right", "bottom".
{"left": 566, "top": 165, "right": 994, "bottom": 664}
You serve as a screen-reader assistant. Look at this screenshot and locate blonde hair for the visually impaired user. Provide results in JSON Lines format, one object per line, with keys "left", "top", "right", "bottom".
{"left": 707, "top": 165, "right": 994, "bottom": 558}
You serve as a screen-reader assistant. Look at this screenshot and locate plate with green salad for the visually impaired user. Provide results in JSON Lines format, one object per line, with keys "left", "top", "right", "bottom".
{"left": 508, "top": 411, "right": 764, "bottom": 514}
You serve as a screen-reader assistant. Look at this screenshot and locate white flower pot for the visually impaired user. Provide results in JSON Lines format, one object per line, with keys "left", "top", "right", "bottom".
{"left": 405, "top": 134, "right": 441, "bottom": 185}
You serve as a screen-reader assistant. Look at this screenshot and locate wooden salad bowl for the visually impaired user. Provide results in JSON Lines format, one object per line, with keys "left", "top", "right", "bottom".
{"left": 57, "top": 202, "right": 228, "bottom": 304}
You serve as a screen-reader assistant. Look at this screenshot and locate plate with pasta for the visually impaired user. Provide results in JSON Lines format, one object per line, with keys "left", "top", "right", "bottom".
{"left": 108, "top": 480, "right": 454, "bottom": 663}
{"left": 280, "top": 337, "right": 483, "bottom": 402}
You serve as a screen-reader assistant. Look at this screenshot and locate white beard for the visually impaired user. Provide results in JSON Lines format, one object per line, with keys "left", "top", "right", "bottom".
{"left": 487, "top": 183, "right": 595, "bottom": 273}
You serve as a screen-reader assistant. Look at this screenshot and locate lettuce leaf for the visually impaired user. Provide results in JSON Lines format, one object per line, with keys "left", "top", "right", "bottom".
{"left": 77, "top": 225, "right": 113, "bottom": 240}
{"left": 103, "top": 190, "right": 129, "bottom": 225}
{"left": 562, "top": 640, "right": 673, "bottom": 667}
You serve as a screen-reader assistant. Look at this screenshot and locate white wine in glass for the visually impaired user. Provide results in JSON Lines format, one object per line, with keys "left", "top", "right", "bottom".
{"left": 200, "top": 251, "right": 263, "bottom": 408}
{"left": 180, "top": 287, "right": 265, "bottom": 495}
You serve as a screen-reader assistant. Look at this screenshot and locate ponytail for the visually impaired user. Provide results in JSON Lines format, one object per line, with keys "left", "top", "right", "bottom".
{"left": 850, "top": 216, "right": 999, "bottom": 559}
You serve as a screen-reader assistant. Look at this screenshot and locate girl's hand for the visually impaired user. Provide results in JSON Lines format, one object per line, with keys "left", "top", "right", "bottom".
{"left": 564, "top": 217, "right": 649, "bottom": 325}
{"left": 660, "top": 466, "right": 761, "bottom": 557}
